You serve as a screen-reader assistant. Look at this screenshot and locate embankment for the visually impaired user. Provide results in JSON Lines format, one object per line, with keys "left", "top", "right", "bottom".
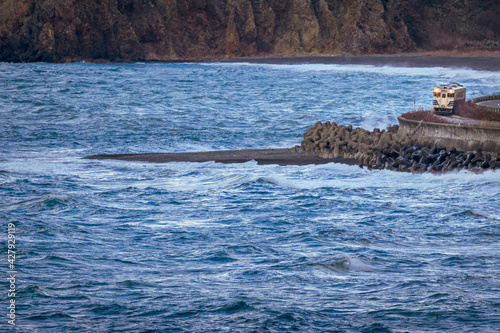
{"left": 297, "top": 121, "right": 500, "bottom": 173}
{"left": 86, "top": 117, "right": 500, "bottom": 173}
{"left": 398, "top": 116, "right": 500, "bottom": 153}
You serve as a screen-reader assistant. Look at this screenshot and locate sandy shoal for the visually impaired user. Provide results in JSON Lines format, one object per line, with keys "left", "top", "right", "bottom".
{"left": 84, "top": 148, "right": 359, "bottom": 166}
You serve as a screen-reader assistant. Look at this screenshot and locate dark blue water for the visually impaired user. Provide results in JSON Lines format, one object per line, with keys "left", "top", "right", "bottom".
{"left": 1, "top": 62, "right": 500, "bottom": 332}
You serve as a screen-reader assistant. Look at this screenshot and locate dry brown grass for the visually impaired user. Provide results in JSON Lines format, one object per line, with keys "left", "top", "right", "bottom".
{"left": 400, "top": 102, "right": 500, "bottom": 124}
{"left": 417, "top": 50, "right": 500, "bottom": 57}
{"left": 400, "top": 110, "right": 452, "bottom": 124}
{"left": 455, "top": 101, "right": 500, "bottom": 122}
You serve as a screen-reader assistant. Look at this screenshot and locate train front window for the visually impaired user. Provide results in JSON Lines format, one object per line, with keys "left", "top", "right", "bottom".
{"left": 442, "top": 94, "right": 446, "bottom": 98}
{"left": 447, "top": 93, "right": 454, "bottom": 97}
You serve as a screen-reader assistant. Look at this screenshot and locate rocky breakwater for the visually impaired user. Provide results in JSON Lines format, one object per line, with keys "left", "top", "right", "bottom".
{"left": 294, "top": 121, "right": 500, "bottom": 173}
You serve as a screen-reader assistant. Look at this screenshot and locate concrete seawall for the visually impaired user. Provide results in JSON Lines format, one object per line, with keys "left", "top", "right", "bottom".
{"left": 397, "top": 116, "right": 500, "bottom": 153}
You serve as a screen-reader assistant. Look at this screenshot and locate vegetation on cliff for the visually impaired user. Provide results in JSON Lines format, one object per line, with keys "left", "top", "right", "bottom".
{"left": 0, "top": 0, "right": 499, "bottom": 62}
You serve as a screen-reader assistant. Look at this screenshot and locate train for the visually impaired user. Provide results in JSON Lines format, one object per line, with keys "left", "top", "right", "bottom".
{"left": 432, "top": 82, "right": 466, "bottom": 115}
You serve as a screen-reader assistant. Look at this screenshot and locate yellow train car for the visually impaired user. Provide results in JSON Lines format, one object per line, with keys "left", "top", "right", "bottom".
{"left": 433, "top": 82, "right": 466, "bottom": 115}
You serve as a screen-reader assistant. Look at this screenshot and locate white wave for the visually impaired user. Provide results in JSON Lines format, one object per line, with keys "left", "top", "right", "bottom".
{"left": 256, "top": 164, "right": 366, "bottom": 190}
{"left": 173, "top": 142, "right": 220, "bottom": 152}
{"left": 348, "top": 257, "right": 377, "bottom": 272}
{"left": 253, "top": 163, "right": 500, "bottom": 191}
{"left": 144, "top": 218, "right": 215, "bottom": 228}
{"left": 418, "top": 169, "right": 500, "bottom": 185}
{"left": 316, "top": 255, "right": 377, "bottom": 273}
{"left": 206, "top": 62, "right": 500, "bottom": 84}
{"left": 359, "top": 115, "right": 397, "bottom": 131}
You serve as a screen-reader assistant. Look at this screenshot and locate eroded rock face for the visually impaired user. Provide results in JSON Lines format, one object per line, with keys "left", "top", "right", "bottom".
{"left": 0, "top": 0, "right": 414, "bottom": 62}
{"left": 3, "top": 0, "right": 498, "bottom": 62}
{"left": 296, "top": 121, "right": 500, "bottom": 173}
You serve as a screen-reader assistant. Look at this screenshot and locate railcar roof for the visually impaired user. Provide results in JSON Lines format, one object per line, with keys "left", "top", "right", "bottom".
{"left": 436, "top": 82, "right": 465, "bottom": 90}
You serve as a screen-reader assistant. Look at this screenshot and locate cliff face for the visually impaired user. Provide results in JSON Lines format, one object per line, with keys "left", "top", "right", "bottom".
{"left": 0, "top": 0, "right": 498, "bottom": 62}
{"left": 397, "top": 0, "right": 500, "bottom": 51}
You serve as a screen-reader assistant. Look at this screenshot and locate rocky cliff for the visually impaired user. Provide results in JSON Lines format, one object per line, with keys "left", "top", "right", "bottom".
{"left": 0, "top": 0, "right": 498, "bottom": 62}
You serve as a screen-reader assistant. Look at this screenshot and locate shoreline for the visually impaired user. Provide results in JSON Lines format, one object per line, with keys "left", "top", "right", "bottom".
{"left": 84, "top": 148, "right": 359, "bottom": 167}
{"left": 6, "top": 51, "right": 499, "bottom": 71}
{"left": 215, "top": 54, "right": 500, "bottom": 71}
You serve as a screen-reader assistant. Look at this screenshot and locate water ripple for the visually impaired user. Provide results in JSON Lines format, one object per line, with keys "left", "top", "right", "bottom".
{"left": 0, "top": 62, "right": 498, "bottom": 332}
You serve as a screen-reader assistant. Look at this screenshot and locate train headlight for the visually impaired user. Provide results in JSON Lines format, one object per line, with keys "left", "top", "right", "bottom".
{"left": 449, "top": 89, "right": 454, "bottom": 94}
{"left": 434, "top": 87, "right": 440, "bottom": 93}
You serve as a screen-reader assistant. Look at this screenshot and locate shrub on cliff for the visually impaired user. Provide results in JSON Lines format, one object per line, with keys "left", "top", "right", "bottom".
{"left": 455, "top": 101, "right": 500, "bottom": 122}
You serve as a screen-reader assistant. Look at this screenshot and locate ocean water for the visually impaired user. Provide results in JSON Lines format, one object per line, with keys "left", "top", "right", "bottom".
{"left": 1, "top": 61, "right": 500, "bottom": 332}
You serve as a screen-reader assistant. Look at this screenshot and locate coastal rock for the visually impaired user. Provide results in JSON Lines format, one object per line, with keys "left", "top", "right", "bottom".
{"left": 2, "top": 0, "right": 499, "bottom": 62}
{"left": 0, "top": 0, "right": 416, "bottom": 62}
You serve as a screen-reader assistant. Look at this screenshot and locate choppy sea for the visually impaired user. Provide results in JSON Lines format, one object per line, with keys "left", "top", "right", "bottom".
{"left": 1, "top": 61, "right": 500, "bottom": 332}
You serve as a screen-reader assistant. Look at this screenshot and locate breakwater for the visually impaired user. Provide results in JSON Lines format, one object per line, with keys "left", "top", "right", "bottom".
{"left": 296, "top": 121, "right": 500, "bottom": 173}
{"left": 398, "top": 116, "right": 500, "bottom": 153}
